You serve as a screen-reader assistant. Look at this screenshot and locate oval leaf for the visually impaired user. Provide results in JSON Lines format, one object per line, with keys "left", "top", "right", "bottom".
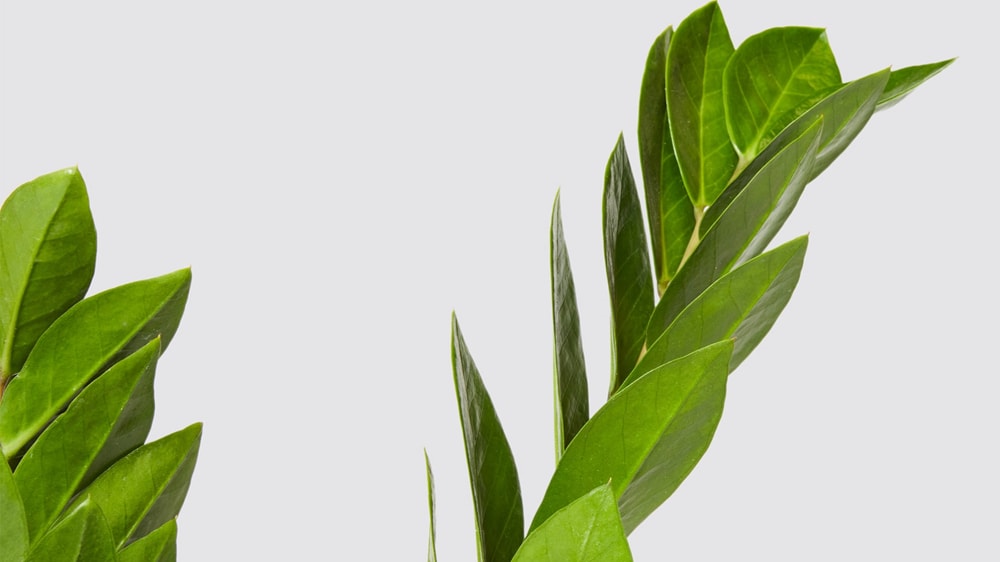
{"left": 0, "top": 450, "right": 28, "bottom": 562}
{"left": 26, "top": 499, "right": 116, "bottom": 562}
{"left": 117, "top": 519, "right": 177, "bottom": 562}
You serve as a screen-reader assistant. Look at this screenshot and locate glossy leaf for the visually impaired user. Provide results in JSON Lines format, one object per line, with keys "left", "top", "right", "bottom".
{"left": 452, "top": 315, "right": 524, "bottom": 562}
{"left": 0, "top": 167, "right": 96, "bottom": 382}
{"left": 623, "top": 236, "right": 807, "bottom": 391}
{"left": 425, "top": 450, "right": 437, "bottom": 562}
{"left": 876, "top": 59, "right": 954, "bottom": 110}
{"left": 531, "top": 341, "right": 732, "bottom": 535}
{"left": 666, "top": 1, "right": 737, "bottom": 207}
{"left": 14, "top": 339, "right": 161, "bottom": 542}
{"left": 603, "top": 136, "right": 654, "bottom": 394}
{"left": 27, "top": 499, "right": 116, "bottom": 562}
{"left": 513, "top": 484, "right": 632, "bottom": 562}
{"left": 725, "top": 27, "right": 842, "bottom": 161}
{"left": 551, "top": 192, "right": 589, "bottom": 456}
{"left": 0, "top": 268, "right": 191, "bottom": 457}
{"left": 118, "top": 519, "right": 177, "bottom": 562}
{"left": 0, "top": 450, "right": 28, "bottom": 562}
{"left": 66, "top": 422, "right": 202, "bottom": 548}
{"left": 647, "top": 119, "right": 822, "bottom": 341}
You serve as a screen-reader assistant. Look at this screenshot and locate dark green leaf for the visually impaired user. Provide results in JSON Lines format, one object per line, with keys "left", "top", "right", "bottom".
{"left": 0, "top": 167, "right": 96, "bottom": 383}
{"left": 724, "top": 27, "right": 842, "bottom": 161}
{"left": 877, "top": 59, "right": 954, "bottom": 110}
{"left": 603, "top": 136, "right": 654, "bottom": 394}
{"left": 452, "top": 315, "right": 523, "bottom": 562}
{"left": 425, "top": 450, "right": 437, "bottom": 562}
{"left": 0, "top": 268, "right": 191, "bottom": 457}
{"left": 13, "top": 339, "right": 160, "bottom": 542}
{"left": 0, "top": 450, "right": 28, "bottom": 562}
{"left": 551, "top": 192, "right": 588, "bottom": 456}
{"left": 26, "top": 499, "right": 116, "bottom": 562}
{"left": 66, "top": 422, "right": 202, "bottom": 549}
{"left": 531, "top": 341, "right": 732, "bottom": 535}
{"left": 666, "top": 1, "right": 737, "bottom": 207}
{"left": 513, "top": 484, "right": 632, "bottom": 562}
{"left": 118, "top": 519, "right": 177, "bottom": 562}
{"left": 623, "top": 236, "right": 807, "bottom": 391}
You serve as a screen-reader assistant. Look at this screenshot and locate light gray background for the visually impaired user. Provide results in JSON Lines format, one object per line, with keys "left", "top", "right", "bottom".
{"left": 2, "top": 1, "right": 996, "bottom": 559}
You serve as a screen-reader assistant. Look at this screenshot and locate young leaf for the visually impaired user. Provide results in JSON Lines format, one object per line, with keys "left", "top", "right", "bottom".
{"left": 551, "top": 192, "right": 589, "bottom": 456}
{"left": 603, "top": 136, "right": 654, "bottom": 394}
{"left": 26, "top": 499, "right": 116, "bottom": 562}
{"left": 13, "top": 339, "right": 161, "bottom": 542}
{"left": 623, "top": 236, "right": 808, "bottom": 391}
{"left": 425, "top": 450, "right": 437, "bottom": 562}
{"left": 117, "top": 519, "right": 177, "bottom": 562}
{"left": 66, "top": 422, "right": 202, "bottom": 549}
{"left": 530, "top": 341, "right": 732, "bottom": 535}
{"left": 0, "top": 268, "right": 190, "bottom": 457}
{"left": 0, "top": 451, "right": 28, "bottom": 562}
{"left": 513, "top": 484, "right": 632, "bottom": 562}
{"left": 666, "top": 1, "right": 737, "bottom": 207}
{"left": 877, "top": 59, "right": 954, "bottom": 110}
{"left": 0, "top": 167, "right": 96, "bottom": 382}
{"left": 724, "top": 27, "right": 842, "bottom": 161}
{"left": 452, "top": 315, "right": 524, "bottom": 562}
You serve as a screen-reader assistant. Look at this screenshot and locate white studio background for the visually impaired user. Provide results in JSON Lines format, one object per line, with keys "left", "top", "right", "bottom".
{"left": 1, "top": 1, "right": 996, "bottom": 559}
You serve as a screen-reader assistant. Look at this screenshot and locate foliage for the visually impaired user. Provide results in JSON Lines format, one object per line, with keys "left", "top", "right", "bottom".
{"left": 0, "top": 168, "right": 200, "bottom": 562}
{"left": 426, "top": 2, "right": 950, "bottom": 560}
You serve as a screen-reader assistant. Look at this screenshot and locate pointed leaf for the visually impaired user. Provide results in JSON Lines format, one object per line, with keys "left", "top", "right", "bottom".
{"left": 603, "top": 136, "right": 654, "bottom": 394}
{"left": 513, "top": 484, "right": 632, "bottom": 562}
{"left": 531, "top": 341, "right": 732, "bottom": 535}
{"left": 425, "top": 450, "right": 437, "bottom": 562}
{"left": 623, "top": 236, "right": 807, "bottom": 391}
{"left": 725, "top": 27, "right": 842, "bottom": 160}
{"left": 67, "top": 423, "right": 202, "bottom": 548}
{"left": 118, "top": 519, "right": 177, "bottom": 562}
{"left": 0, "top": 451, "right": 28, "bottom": 562}
{"left": 452, "top": 315, "right": 524, "bottom": 562}
{"left": 666, "top": 1, "right": 737, "bottom": 207}
{"left": 13, "top": 339, "right": 161, "bottom": 542}
{"left": 877, "top": 59, "right": 954, "bottom": 110}
{"left": 551, "top": 192, "right": 588, "bottom": 456}
{"left": 0, "top": 167, "right": 96, "bottom": 382}
{"left": 0, "top": 268, "right": 190, "bottom": 457}
{"left": 27, "top": 499, "right": 116, "bottom": 562}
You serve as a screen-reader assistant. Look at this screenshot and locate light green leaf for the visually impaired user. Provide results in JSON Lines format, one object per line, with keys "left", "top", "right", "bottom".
{"left": 647, "top": 119, "right": 822, "bottom": 341}
{"left": 26, "top": 499, "right": 116, "bottom": 562}
{"left": 725, "top": 27, "right": 842, "bottom": 161}
{"left": 425, "top": 450, "right": 437, "bottom": 562}
{"left": 14, "top": 339, "right": 160, "bottom": 542}
{"left": 66, "top": 423, "right": 202, "bottom": 549}
{"left": 0, "top": 167, "right": 96, "bottom": 383}
{"left": 117, "top": 519, "right": 177, "bottom": 562}
{"left": 452, "top": 315, "right": 524, "bottom": 562}
{"left": 877, "top": 59, "right": 954, "bottom": 110}
{"left": 623, "top": 236, "right": 807, "bottom": 391}
{"left": 0, "top": 450, "right": 29, "bottom": 562}
{"left": 551, "top": 192, "right": 588, "bottom": 457}
{"left": 531, "top": 341, "right": 732, "bottom": 535}
{"left": 513, "top": 484, "right": 632, "bottom": 562}
{"left": 0, "top": 268, "right": 190, "bottom": 457}
{"left": 603, "top": 136, "right": 654, "bottom": 395}
{"left": 666, "top": 1, "right": 737, "bottom": 207}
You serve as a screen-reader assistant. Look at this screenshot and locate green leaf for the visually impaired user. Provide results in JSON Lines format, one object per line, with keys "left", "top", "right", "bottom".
{"left": 623, "top": 236, "right": 807, "bottom": 391}
{"left": 531, "top": 341, "right": 732, "bottom": 535}
{"left": 452, "top": 315, "right": 524, "bottom": 562}
{"left": 0, "top": 450, "right": 28, "bottom": 562}
{"left": 725, "top": 27, "right": 842, "bottom": 161}
{"left": 66, "top": 423, "right": 202, "bottom": 549}
{"left": 118, "top": 519, "right": 177, "bottom": 562}
{"left": 26, "top": 499, "right": 116, "bottom": 562}
{"left": 603, "top": 136, "right": 654, "bottom": 395}
{"left": 876, "top": 59, "right": 954, "bottom": 110}
{"left": 0, "top": 167, "right": 96, "bottom": 383}
{"left": 425, "top": 450, "right": 437, "bottom": 562}
{"left": 13, "top": 339, "right": 161, "bottom": 542}
{"left": 513, "top": 484, "right": 632, "bottom": 562}
{"left": 647, "top": 119, "right": 822, "bottom": 341}
{"left": 666, "top": 1, "right": 737, "bottom": 207}
{"left": 0, "top": 268, "right": 191, "bottom": 457}
{"left": 551, "top": 192, "right": 588, "bottom": 457}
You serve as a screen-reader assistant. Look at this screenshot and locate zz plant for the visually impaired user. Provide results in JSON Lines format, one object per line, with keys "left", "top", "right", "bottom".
{"left": 427, "top": 2, "right": 951, "bottom": 560}
{"left": 0, "top": 168, "right": 200, "bottom": 562}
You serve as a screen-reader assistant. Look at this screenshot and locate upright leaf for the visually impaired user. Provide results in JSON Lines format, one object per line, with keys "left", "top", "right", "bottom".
{"left": 877, "top": 59, "right": 954, "bottom": 110}
{"left": 551, "top": 192, "right": 588, "bottom": 456}
{"left": 513, "top": 484, "right": 632, "bottom": 562}
{"left": 0, "top": 167, "right": 96, "bottom": 383}
{"left": 425, "top": 450, "right": 437, "bottom": 562}
{"left": 452, "top": 315, "right": 524, "bottom": 562}
{"left": 531, "top": 341, "right": 732, "bottom": 535}
{"left": 666, "top": 1, "right": 737, "bottom": 207}
{"left": 0, "top": 268, "right": 190, "bottom": 457}
{"left": 118, "top": 519, "right": 177, "bottom": 562}
{"left": 0, "top": 451, "right": 28, "bottom": 562}
{"left": 26, "top": 499, "right": 116, "bottom": 562}
{"left": 603, "top": 136, "right": 653, "bottom": 394}
{"left": 725, "top": 27, "right": 842, "bottom": 161}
